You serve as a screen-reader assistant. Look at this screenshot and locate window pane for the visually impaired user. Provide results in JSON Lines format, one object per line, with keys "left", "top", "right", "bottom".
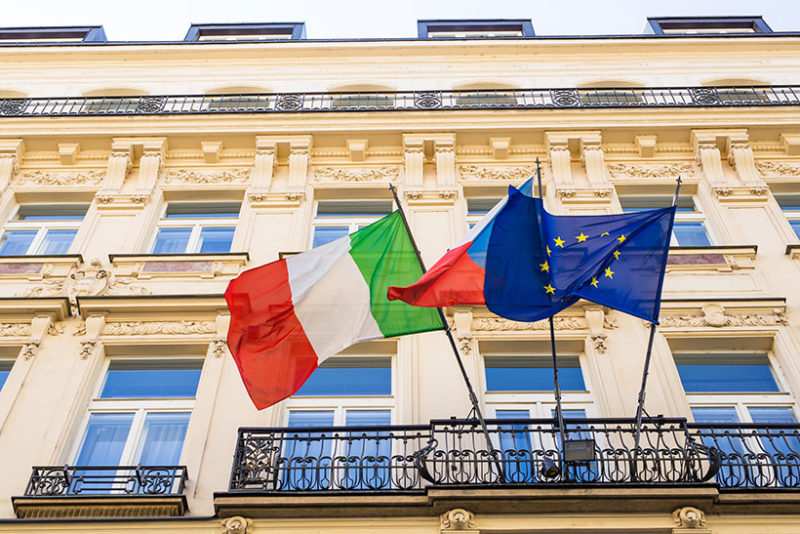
{"left": 676, "top": 359, "right": 779, "bottom": 393}
{"left": 467, "top": 198, "right": 501, "bottom": 215}
{"left": 691, "top": 407, "right": 747, "bottom": 462}
{"left": 485, "top": 356, "right": 585, "bottom": 391}
{"left": 288, "top": 410, "right": 335, "bottom": 428}
{"left": 152, "top": 228, "right": 191, "bottom": 254}
{"left": 316, "top": 200, "right": 392, "bottom": 217}
{"left": 285, "top": 411, "right": 334, "bottom": 490}
{"left": 295, "top": 358, "right": 391, "bottom": 396}
{"left": 0, "top": 230, "right": 36, "bottom": 255}
{"left": 673, "top": 222, "right": 711, "bottom": 246}
{"left": 620, "top": 196, "right": 694, "bottom": 211}
{"left": 100, "top": 362, "right": 202, "bottom": 399}
{"left": 198, "top": 227, "right": 234, "bottom": 253}
{"left": 312, "top": 227, "right": 349, "bottom": 248}
{"left": 0, "top": 361, "right": 11, "bottom": 391}
{"left": 16, "top": 204, "right": 88, "bottom": 220}
{"left": 165, "top": 203, "right": 240, "bottom": 218}
{"left": 76, "top": 413, "right": 134, "bottom": 466}
{"left": 37, "top": 229, "right": 76, "bottom": 255}
{"left": 137, "top": 413, "right": 191, "bottom": 465}
{"left": 692, "top": 406, "right": 740, "bottom": 423}
{"left": 790, "top": 220, "right": 800, "bottom": 238}
{"left": 749, "top": 407, "right": 798, "bottom": 424}
{"left": 496, "top": 410, "right": 533, "bottom": 482}
{"left": 345, "top": 410, "right": 391, "bottom": 426}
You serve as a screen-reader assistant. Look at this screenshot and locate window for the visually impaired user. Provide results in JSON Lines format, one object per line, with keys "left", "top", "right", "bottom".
{"left": 151, "top": 202, "right": 240, "bottom": 254}
{"left": 283, "top": 355, "right": 394, "bottom": 490}
{"left": 0, "top": 204, "right": 88, "bottom": 256}
{"left": 466, "top": 197, "right": 501, "bottom": 228}
{"left": 418, "top": 20, "right": 535, "bottom": 39}
{"left": 579, "top": 88, "right": 644, "bottom": 106}
{"left": 0, "top": 360, "right": 12, "bottom": 391}
{"left": 311, "top": 200, "right": 392, "bottom": 248}
{"left": 620, "top": 195, "right": 712, "bottom": 246}
{"left": 454, "top": 91, "right": 518, "bottom": 107}
{"left": 329, "top": 94, "right": 394, "bottom": 110}
{"left": 72, "top": 360, "right": 202, "bottom": 485}
{"left": 184, "top": 23, "right": 306, "bottom": 42}
{"left": 775, "top": 195, "right": 800, "bottom": 238}
{"left": 646, "top": 17, "right": 772, "bottom": 35}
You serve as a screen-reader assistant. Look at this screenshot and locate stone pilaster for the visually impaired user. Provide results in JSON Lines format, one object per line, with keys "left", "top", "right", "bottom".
{"left": 402, "top": 136, "right": 425, "bottom": 187}
{"left": 100, "top": 140, "right": 133, "bottom": 194}
{"left": 434, "top": 136, "right": 456, "bottom": 187}
{"left": 726, "top": 133, "right": 762, "bottom": 186}
{"left": 251, "top": 138, "right": 277, "bottom": 191}
{"left": 0, "top": 139, "right": 24, "bottom": 192}
{"left": 692, "top": 131, "right": 726, "bottom": 188}
{"left": 136, "top": 139, "right": 167, "bottom": 195}
{"left": 288, "top": 137, "right": 311, "bottom": 190}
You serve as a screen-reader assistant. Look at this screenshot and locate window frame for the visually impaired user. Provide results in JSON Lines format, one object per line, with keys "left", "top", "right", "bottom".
{"left": 150, "top": 202, "right": 240, "bottom": 254}
{"left": 0, "top": 204, "right": 88, "bottom": 256}
{"left": 774, "top": 194, "right": 800, "bottom": 239}
{"left": 311, "top": 200, "right": 392, "bottom": 249}
{"left": 619, "top": 195, "right": 714, "bottom": 246}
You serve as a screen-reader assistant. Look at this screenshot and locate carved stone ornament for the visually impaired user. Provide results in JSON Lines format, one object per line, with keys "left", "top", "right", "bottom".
{"left": 458, "top": 165, "right": 537, "bottom": 181}
{"left": 16, "top": 169, "right": 105, "bottom": 187}
{"left": 211, "top": 339, "right": 227, "bottom": 358}
{"left": 440, "top": 508, "right": 476, "bottom": 531}
{"left": 221, "top": 516, "right": 252, "bottom": 534}
{"left": 592, "top": 335, "right": 608, "bottom": 354}
{"left": 756, "top": 161, "right": 800, "bottom": 176}
{"left": 659, "top": 304, "right": 788, "bottom": 328}
{"left": 312, "top": 166, "right": 400, "bottom": 183}
{"left": 472, "top": 316, "right": 588, "bottom": 331}
{"left": 102, "top": 320, "right": 216, "bottom": 336}
{"left": 164, "top": 168, "right": 251, "bottom": 185}
{"left": 20, "top": 343, "right": 38, "bottom": 360}
{"left": 672, "top": 506, "right": 707, "bottom": 528}
{"left": 0, "top": 323, "right": 31, "bottom": 337}
{"left": 79, "top": 341, "right": 97, "bottom": 360}
{"left": 607, "top": 162, "right": 694, "bottom": 179}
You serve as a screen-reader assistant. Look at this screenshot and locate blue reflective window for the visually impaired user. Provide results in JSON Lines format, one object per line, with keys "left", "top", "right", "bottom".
{"left": 673, "top": 222, "right": 712, "bottom": 246}
{"left": 485, "top": 356, "right": 585, "bottom": 392}
{"left": 0, "top": 230, "right": 36, "bottom": 255}
{"left": 294, "top": 358, "right": 391, "bottom": 396}
{"left": 137, "top": 413, "right": 191, "bottom": 465}
{"left": 39, "top": 229, "right": 77, "bottom": 254}
{"left": 467, "top": 198, "right": 501, "bottom": 216}
{"left": 0, "top": 362, "right": 11, "bottom": 391}
{"left": 100, "top": 362, "right": 202, "bottom": 399}
{"left": 312, "top": 227, "right": 349, "bottom": 248}
{"left": 16, "top": 205, "right": 88, "bottom": 220}
{"left": 316, "top": 201, "right": 392, "bottom": 218}
{"left": 198, "top": 227, "right": 234, "bottom": 253}
{"left": 346, "top": 410, "right": 391, "bottom": 426}
{"left": 152, "top": 228, "right": 192, "bottom": 254}
{"left": 790, "top": 220, "right": 800, "bottom": 238}
{"left": 692, "top": 406, "right": 740, "bottom": 424}
{"left": 496, "top": 409, "right": 533, "bottom": 483}
{"left": 691, "top": 407, "right": 746, "bottom": 460}
{"left": 288, "top": 410, "right": 335, "bottom": 428}
{"left": 675, "top": 355, "right": 779, "bottom": 393}
{"left": 749, "top": 407, "right": 797, "bottom": 424}
{"left": 76, "top": 413, "right": 134, "bottom": 466}
{"left": 165, "top": 203, "right": 240, "bottom": 218}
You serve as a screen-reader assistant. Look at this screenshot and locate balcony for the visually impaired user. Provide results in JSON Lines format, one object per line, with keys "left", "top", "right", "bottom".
{"left": 215, "top": 417, "right": 800, "bottom": 517}
{"left": 2, "top": 86, "right": 800, "bottom": 118}
{"left": 13, "top": 465, "right": 188, "bottom": 518}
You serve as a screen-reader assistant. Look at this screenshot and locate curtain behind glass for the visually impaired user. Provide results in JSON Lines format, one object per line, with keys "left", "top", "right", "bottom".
{"left": 136, "top": 413, "right": 190, "bottom": 465}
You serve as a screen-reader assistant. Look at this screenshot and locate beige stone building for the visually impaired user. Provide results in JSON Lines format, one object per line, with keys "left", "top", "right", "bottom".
{"left": 0, "top": 15, "right": 798, "bottom": 533}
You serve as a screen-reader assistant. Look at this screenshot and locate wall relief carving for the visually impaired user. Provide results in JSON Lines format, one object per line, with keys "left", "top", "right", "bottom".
{"left": 458, "top": 165, "right": 537, "bottom": 181}
{"left": 0, "top": 323, "right": 31, "bottom": 337}
{"left": 755, "top": 161, "right": 800, "bottom": 176}
{"left": 163, "top": 168, "right": 251, "bottom": 185}
{"left": 312, "top": 166, "right": 400, "bottom": 183}
{"left": 102, "top": 320, "right": 216, "bottom": 336}
{"left": 472, "top": 316, "right": 588, "bottom": 331}
{"left": 659, "top": 304, "right": 787, "bottom": 328}
{"left": 607, "top": 162, "right": 694, "bottom": 179}
{"left": 16, "top": 169, "right": 105, "bottom": 187}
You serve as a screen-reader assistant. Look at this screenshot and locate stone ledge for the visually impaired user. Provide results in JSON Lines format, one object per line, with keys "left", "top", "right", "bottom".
{"left": 11, "top": 495, "right": 187, "bottom": 519}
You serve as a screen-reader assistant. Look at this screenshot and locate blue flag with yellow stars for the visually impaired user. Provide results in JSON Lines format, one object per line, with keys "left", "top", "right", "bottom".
{"left": 485, "top": 185, "right": 676, "bottom": 324}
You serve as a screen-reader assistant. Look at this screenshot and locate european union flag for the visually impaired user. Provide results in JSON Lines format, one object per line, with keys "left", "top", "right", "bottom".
{"left": 485, "top": 185, "right": 675, "bottom": 324}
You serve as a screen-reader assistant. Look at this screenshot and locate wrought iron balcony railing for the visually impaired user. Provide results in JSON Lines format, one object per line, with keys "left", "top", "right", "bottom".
{"left": 24, "top": 465, "right": 188, "bottom": 496}
{"left": 1, "top": 86, "right": 799, "bottom": 118}
{"left": 228, "top": 417, "right": 800, "bottom": 492}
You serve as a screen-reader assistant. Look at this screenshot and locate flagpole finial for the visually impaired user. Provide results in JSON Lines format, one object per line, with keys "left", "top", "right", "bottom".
{"left": 672, "top": 176, "right": 683, "bottom": 207}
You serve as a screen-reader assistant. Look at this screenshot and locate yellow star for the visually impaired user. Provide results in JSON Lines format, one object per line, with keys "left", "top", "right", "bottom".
{"left": 576, "top": 232, "right": 588, "bottom": 243}
{"left": 544, "top": 283, "right": 555, "bottom": 295}
{"left": 554, "top": 236, "right": 565, "bottom": 248}
{"left": 540, "top": 261, "right": 549, "bottom": 272}
{"left": 546, "top": 245, "right": 552, "bottom": 256}
{"left": 604, "top": 267, "right": 614, "bottom": 279}
{"left": 590, "top": 277, "right": 599, "bottom": 288}
{"left": 601, "top": 232, "right": 609, "bottom": 237}
{"left": 613, "top": 250, "right": 621, "bottom": 260}
{"left": 617, "top": 234, "right": 626, "bottom": 243}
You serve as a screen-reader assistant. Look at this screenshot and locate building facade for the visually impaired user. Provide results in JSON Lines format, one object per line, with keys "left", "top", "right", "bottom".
{"left": 0, "top": 16, "right": 798, "bottom": 533}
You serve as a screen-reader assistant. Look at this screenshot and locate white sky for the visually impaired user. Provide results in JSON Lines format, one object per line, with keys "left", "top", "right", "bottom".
{"left": 5, "top": 0, "right": 800, "bottom": 41}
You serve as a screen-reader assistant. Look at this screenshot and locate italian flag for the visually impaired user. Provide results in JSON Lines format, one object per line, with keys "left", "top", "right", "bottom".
{"left": 225, "top": 211, "right": 443, "bottom": 409}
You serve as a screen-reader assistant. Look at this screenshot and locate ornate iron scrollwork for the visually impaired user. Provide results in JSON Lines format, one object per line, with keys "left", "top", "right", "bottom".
{"left": 275, "top": 94, "right": 304, "bottom": 111}
{"left": 689, "top": 88, "right": 722, "bottom": 105}
{"left": 0, "top": 98, "right": 28, "bottom": 115}
{"left": 135, "top": 96, "right": 167, "bottom": 113}
{"left": 414, "top": 91, "right": 442, "bottom": 109}
{"left": 551, "top": 89, "right": 581, "bottom": 107}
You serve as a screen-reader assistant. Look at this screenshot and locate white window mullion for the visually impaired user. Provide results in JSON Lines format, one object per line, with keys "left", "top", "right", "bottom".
{"left": 186, "top": 225, "right": 203, "bottom": 253}
{"left": 27, "top": 228, "right": 48, "bottom": 255}
{"left": 119, "top": 409, "right": 147, "bottom": 466}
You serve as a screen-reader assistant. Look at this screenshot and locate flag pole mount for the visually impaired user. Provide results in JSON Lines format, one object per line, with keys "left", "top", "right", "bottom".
{"left": 633, "top": 175, "right": 682, "bottom": 457}
{"left": 388, "top": 183, "right": 506, "bottom": 483}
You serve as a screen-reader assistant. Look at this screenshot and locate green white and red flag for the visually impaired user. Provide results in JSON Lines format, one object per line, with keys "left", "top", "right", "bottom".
{"left": 225, "top": 211, "right": 443, "bottom": 409}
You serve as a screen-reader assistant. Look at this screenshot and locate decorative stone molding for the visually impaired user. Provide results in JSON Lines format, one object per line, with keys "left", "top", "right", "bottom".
{"left": 312, "top": 166, "right": 400, "bottom": 183}
{"left": 0, "top": 323, "right": 31, "bottom": 337}
{"left": 221, "top": 516, "right": 252, "bottom": 534}
{"left": 20, "top": 343, "right": 38, "bottom": 360}
{"left": 210, "top": 339, "right": 227, "bottom": 358}
{"left": 78, "top": 340, "right": 97, "bottom": 360}
{"left": 16, "top": 169, "right": 105, "bottom": 187}
{"left": 102, "top": 320, "right": 216, "bottom": 336}
{"left": 585, "top": 307, "right": 616, "bottom": 354}
{"left": 607, "top": 162, "right": 694, "bottom": 179}
{"left": 756, "top": 161, "right": 800, "bottom": 177}
{"left": 458, "top": 165, "right": 537, "bottom": 181}
{"left": 248, "top": 191, "right": 306, "bottom": 208}
{"left": 94, "top": 193, "right": 151, "bottom": 209}
{"left": 672, "top": 506, "right": 707, "bottom": 529}
{"left": 711, "top": 185, "right": 769, "bottom": 201}
{"left": 163, "top": 168, "right": 251, "bottom": 185}
{"left": 659, "top": 304, "right": 787, "bottom": 328}
{"left": 404, "top": 189, "right": 459, "bottom": 205}
{"left": 472, "top": 316, "right": 588, "bottom": 331}
{"left": 440, "top": 508, "right": 476, "bottom": 531}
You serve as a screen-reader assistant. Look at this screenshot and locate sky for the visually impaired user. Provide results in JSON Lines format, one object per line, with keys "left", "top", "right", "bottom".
{"left": 4, "top": 0, "right": 800, "bottom": 41}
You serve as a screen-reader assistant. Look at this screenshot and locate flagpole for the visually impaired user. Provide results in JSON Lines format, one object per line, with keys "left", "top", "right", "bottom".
{"left": 388, "top": 183, "right": 505, "bottom": 482}
{"left": 536, "top": 158, "right": 567, "bottom": 477}
{"left": 632, "top": 176, "right": 682, "bottom": 455}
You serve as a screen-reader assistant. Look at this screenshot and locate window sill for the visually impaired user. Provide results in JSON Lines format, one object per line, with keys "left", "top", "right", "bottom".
{"left": 12, "top": 494, "right": 187, "bottom": 519}
{"left": 666, "top": 245, "right": 757, "bottom": 271}
{"left": 110, "top": 252, "right": 249, "bottom": 279}
{"left": 0, "top": 254, "right": 82, "bottom": 279}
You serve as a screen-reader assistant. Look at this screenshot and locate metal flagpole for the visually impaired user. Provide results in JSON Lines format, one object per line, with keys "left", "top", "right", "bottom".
{"left": 536, "top": 158, "right": 567, "bottom": 476}
{"left": 633, "top": 176, "right": 682, "bottom": 453}
{"left": 388, "top": 183, "right": 505, "bottom": 482}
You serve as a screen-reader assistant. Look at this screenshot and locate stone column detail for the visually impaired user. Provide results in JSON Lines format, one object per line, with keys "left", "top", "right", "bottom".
{"left": 0, "top": 139, "right": 23, "bottom": 192}
{"left": 136, "top": 140, "right": 166, "bottom": 194}
{"left": 727, "top": 134, "right": 763, "bottom": 187}
{"left": 581, "top": 136, "right": 611, "bottom": 187}
{"left": 101, "top": 141, "right": 133, "bottom": 193}
{"left": 252, "top": 138, "right": 277, "bottom": 191}
{"left": 547, "top": 137, "right": 572, "bottom": 189}
{"left": 693, "top": 134, "right": 725, "bottom": 187}
{"left": 288, "top": 138, "right": 311, "bottom": 190}
{"left": 435, "top": 137, "right": 456, "bottom": 187}
{"left": 403, "top": 137, "right": 425, "bottom": 187}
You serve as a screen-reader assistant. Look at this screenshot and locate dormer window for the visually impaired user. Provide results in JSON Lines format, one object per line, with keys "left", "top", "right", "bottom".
{"left": 646, "top": 16, "right": 772, "bottom": 35}
{"left": 418, "top": 19, "right": 534, "bottom": 39}
{"left": 0, "top": 26, "right": 106, "bottom": 43}
{"left": 184, "top": 23, "right": 306, "bottom": 42}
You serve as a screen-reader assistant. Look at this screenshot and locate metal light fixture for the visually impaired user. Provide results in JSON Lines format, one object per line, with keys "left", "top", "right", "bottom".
{"left": 564, "top": 439, "right": 596, "bottom": 463}
{"left": 541, "top": 457, "right": 561, "bottom": 479}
